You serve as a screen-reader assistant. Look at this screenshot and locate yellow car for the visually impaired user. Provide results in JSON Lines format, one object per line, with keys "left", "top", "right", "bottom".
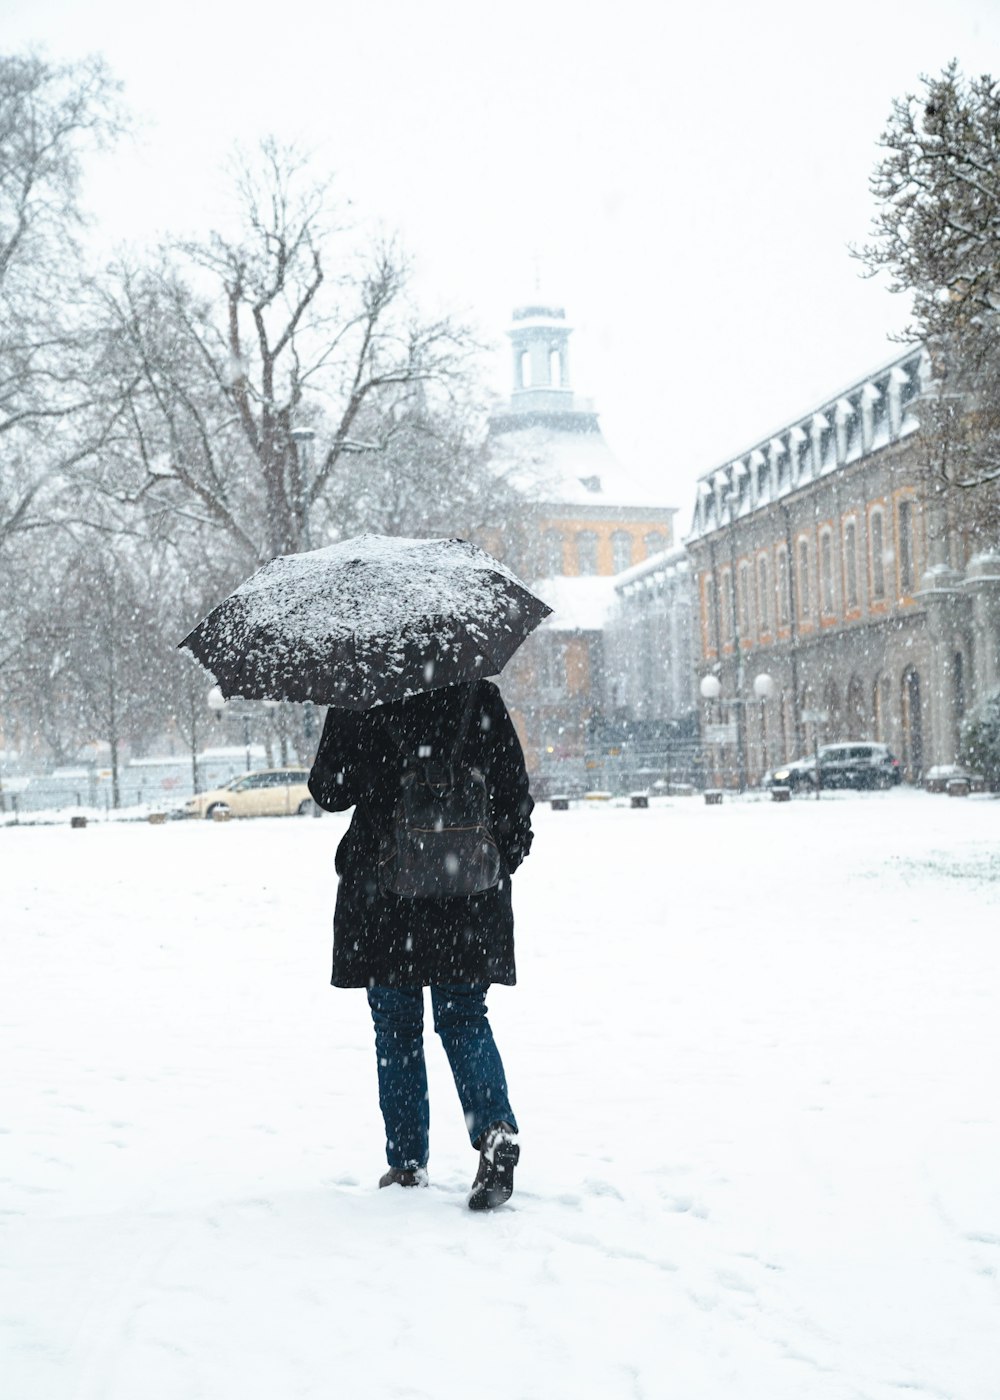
{"left": 185, "top": 768, "right": 314, "bottom": 819}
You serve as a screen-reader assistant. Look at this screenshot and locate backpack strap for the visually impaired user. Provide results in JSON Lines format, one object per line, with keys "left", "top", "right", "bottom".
{"left": 449, "top": 680, "right": 481, "bottom": 764}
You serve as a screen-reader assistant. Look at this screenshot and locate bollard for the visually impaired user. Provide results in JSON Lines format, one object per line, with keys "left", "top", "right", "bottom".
{"left": 704, "top": 790, "right": 723, "bottom": 806}
{"left": 629, "top": 793, "right": 649, "bottom": 809}
{"left": 550, "top": 796, "right": 570, "bottom": 811}
{"left": 148, "top": 812, "right": 167, "bottom": 825}
{"left": 70, "top": 815, "right": 87, "bottom": 829}
{"left": 771, "top": 786, "right": 791, "bottom": 803}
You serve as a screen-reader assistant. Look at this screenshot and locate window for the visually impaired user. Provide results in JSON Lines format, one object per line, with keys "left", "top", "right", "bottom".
{"left": 549, "top": 348, "right": 562, "bottom": 388}
{"left": 644, "top": 531, "right": 667, "bottom": 557}
{"left": 538, "top": 638, "right": 563, "bottom": 690}
{"left": 542, "top": 529, "right": 563, "bottom": 575}
{"left": 611, "top": 531, "right": 633, "bottom": 573}
{"left": 797, "top": 538, "right": 811, "bottom": 619}
{"left": 576, "top": 531, "right": 598, "bottom": 575}
{"left": 720, "top": 567, "right": 733, "bottom": 642}
{"left": 738, "top": 561, "right": 752, "bottom": 638}
{"left": 844, "top": 519, "right": 859, "bottom": 610}
{"left": 518, "top": 349, "right": 531, "bottom": 388}
{"left": 870, "top": 508, "right": 886, "bottom": 600}
{"left": 757, "top": 462, "right": 771, "bottom": 503}
{"left": 898, "top": 499, "right": 915, "bottom": 594}
{"left": 703, "top": 575, "right": 716, "bottom": 649}
{"left": 820, "top": 529, "right": 834, "bottom": 614}
{"left": 776, "top": 545, "right": 790, "bottom": 627}
{"left": 756, "top": 555, "right": 770, "bottom": 633}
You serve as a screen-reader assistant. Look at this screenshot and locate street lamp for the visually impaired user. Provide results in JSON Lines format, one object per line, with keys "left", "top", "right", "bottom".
{"left": 290, "top": 428, "right": 316, "bottom": 551}
{"left": 753, "top": 672, "right": 775, "bottom": 779}
{"left": 208, "top": 685, "right": 253, "bottom": 774}
{"left": 699, "top": 674, "right": 723, "bottom": 788}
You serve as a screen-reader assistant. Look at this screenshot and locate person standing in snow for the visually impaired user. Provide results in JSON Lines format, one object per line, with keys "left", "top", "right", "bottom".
{"left": 308, "top": 678, "right": 533, "bottom": 1210}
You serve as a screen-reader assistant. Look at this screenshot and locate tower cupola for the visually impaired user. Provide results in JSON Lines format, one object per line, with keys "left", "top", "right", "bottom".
{"left": 508, "top": 304, "right": 574, "bottom": 413}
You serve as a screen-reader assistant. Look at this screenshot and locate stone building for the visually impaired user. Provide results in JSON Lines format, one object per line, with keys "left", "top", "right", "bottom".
{"left": 487, "top": 302, "right": 678, "bottom": 781}
{"left": 605, "top": 547, "right": 696, "bottom": 723}
{"left": 685, "top": 343, "right": 1000, "bottom": 785}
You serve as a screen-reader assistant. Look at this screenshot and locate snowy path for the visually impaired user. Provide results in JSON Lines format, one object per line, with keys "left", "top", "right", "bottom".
{"left": 3, "top": 792, "right": 1000, "bottom": 1399}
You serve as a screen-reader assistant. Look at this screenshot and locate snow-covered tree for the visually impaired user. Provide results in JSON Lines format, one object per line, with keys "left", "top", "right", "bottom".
{"left": 960, "top": 691, "right": 1000, "bottom": 790}
{"left": 857, "top": 62, "right": 1000, "bottom": 537}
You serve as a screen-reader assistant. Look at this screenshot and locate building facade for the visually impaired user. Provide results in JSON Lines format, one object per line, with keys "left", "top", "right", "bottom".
{"left": 487, "top": 303, "right": 678, "bottom": 781}
{"left": 606, "top": 547, "right": 696, "bottom": 723}
{"left": 685, "top": 344, "right": 1000, "bottom": 785}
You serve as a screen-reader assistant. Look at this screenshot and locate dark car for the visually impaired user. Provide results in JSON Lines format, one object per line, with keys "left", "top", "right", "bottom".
{"left": 766, "top": 743, "right": 901, "bottom": 791}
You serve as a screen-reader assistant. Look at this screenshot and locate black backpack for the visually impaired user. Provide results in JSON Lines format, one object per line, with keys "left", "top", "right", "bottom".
{"left": 374, "top": 684, "right": 502, "bottom": 900}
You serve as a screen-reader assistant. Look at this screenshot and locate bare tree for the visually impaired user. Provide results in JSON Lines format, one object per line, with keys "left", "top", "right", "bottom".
{"left": 0, "top": 52, "right": 125, "bottom": 556}
{"left": 91, "top": 140, "right": 477, "bottom": 564}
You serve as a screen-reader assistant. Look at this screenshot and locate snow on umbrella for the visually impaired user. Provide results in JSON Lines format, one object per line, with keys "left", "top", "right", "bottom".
{"left": 178, "top": 534, "right": 552, "bottom": 709}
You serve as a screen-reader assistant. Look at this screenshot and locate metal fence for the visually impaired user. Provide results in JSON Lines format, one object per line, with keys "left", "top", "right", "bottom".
{"left": 533, "top": 741, "right": 709, "bottom": 799}
{"left": 0, "top": 748, "right": 275, "bottom": 820}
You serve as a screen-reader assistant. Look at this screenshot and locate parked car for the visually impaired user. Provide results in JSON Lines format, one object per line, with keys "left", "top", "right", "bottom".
{"left": 184, "top": 768, "right": 314, "bottom": 819}
{"left": 923, "top": 764, "right": 985, "bottom": 793}
{"left": 765, "top": 743, "right": 901, "bottom": 791}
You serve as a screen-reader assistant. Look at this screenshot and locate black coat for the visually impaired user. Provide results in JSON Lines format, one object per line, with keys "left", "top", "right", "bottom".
{"left": 308, "top": 680, "right": 533, "bottom": 988}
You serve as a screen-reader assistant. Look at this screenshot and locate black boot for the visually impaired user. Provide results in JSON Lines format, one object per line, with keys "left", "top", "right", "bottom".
{"left": 379, "top": 1166, "right": 428, "bottom": 1189}
{"left": 468, "top": 1122, "right": 519, "bottom": 1211}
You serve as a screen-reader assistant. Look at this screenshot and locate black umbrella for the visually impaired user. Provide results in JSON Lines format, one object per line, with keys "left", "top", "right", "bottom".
{"left": 179, "top": 534, "right": 552, "bottom": 709}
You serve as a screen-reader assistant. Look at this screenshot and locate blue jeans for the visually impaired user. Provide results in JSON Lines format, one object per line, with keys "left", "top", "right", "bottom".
{"left": 367, "top": 983, "right": 518, "bottom": 1170}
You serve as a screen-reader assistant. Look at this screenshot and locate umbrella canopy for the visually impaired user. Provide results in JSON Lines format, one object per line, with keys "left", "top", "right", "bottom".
{"left": 179, "top": 534, "right": 552, "bottom": 709}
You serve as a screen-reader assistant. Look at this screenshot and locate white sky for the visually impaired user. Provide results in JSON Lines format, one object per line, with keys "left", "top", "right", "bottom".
{"left": 7, "top": 0, "right": 1000, "bottom": 520}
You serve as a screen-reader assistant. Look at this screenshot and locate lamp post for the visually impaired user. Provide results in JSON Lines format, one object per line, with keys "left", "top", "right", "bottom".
{"left": 290, "top": 428, "right": 316, "bottom": 551}
{"left": 208, "top": 685, "right": 253, "bottom": 774}
{"left": 699, "top": 673, "right": 723, "bottom": 788}
{"left": 700, "top": 672, "right": 774, "bottom": 790}
{"left": 753, "top": 671, "right": 775, "bottom": 780}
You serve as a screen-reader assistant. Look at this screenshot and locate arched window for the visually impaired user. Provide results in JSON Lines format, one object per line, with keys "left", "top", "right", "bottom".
{"left": 542, "top": 529, "right": 563, "bottom": 576}
{"left": 901, "top": 667, "right": 923, "bottom": 777}
{"left": 797, "top": 538, "right": 811, "bottom": 620}
{"left": 847, "top": 675, "right": 865, "bottom": 739}
{"left": 519, "top": 349, "right": 531, "bottom": 389}
{"left": 576, "top": 531, "right": 598, "bottom": 576}
{"left": 873, "top": 673, "right": 892, "bottom": 742}
{"left": 549, "top": 348, "right": 562, "bottom": 388}
{"left": 538, "top": 638, "right": 563, "bottom": 691}
{"left": 898, "top": 498, "right": 915, "bottom": 594}
{"left": 738, "top": 560, "right": 752, "bottom": 638}
{"left": 870, "top": 507, "right": 886, "bottom": 600}
{"left": 843, "top": 519, "right": 859, "bottom": 610}
{"left": 820, "top": 528, "right": 835, "bottom": 614}
{"left": 644, "top": 531, "right": 667, "bottom": 557}
{"left": 611, "top": 531, "right": 633, "bottom": 573}
{"left": 720, "top": 566, "right": 733, "bottom": 643}
{"left": 702, "top": 575, "right": 716, "bottom": 652}
{"left": 757, "top": 554, "right": 770, "bottom": 634}
{"left": 776, "top": 544, "right": 790, "bottom": 627}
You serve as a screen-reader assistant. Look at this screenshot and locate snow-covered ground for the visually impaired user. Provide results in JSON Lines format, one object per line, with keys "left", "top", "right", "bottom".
{"left": 3, "top": 791, "right": 999, "bottom": 1399}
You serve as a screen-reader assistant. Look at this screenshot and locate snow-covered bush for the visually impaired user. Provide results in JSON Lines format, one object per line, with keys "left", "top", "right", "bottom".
{"left": 959, "top": 692, "right": 1000, "bottom": 791}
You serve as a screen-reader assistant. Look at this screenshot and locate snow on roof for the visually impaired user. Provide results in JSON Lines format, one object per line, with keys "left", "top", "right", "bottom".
{"left": 534, "top": 575, "right": 617, "bottom": 632}
{"left": 492, "top": 426, "right": 673, "bottom": 512}
{"left": 613, "top": 544, "right": 689, "bottom": 590}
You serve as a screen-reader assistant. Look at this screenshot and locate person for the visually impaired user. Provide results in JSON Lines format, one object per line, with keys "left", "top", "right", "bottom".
{"left": 307, "top": 678, "right": 534, "bottom": 1210}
